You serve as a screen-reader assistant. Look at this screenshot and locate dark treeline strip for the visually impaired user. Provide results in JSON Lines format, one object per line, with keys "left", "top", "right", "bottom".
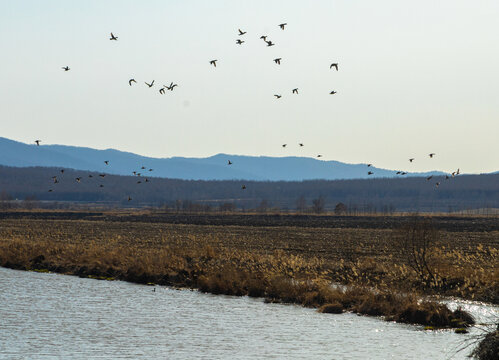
{"left": 0, "top": 165, "right": 498, "bottom": 212}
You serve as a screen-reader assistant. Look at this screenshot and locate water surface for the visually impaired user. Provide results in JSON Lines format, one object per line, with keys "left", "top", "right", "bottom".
{"left": 0, "top": 267, "right": 496, "bottom": 359}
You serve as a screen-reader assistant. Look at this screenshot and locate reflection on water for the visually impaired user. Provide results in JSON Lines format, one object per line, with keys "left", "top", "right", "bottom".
{"left": 0, "top": 267, "right": 496, "bottom": 359}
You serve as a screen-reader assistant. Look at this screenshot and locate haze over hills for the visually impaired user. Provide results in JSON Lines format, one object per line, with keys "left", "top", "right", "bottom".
{"left": 0, "top": 137, "right": 448, "bottom": 181}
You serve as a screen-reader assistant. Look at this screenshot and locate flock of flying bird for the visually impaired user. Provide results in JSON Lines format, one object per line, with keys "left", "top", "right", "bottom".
{"left": 51, "top": 23, "right": 460, "bottom": 200}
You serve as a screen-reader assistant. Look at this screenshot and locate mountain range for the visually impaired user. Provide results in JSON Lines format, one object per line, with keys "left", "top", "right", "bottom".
{"left": 0, "top": 137, "right": 445, "bottom": 181}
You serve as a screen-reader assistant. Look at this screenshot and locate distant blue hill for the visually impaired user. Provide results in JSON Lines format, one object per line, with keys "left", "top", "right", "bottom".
{"left": 0, "top": 137, "right": 446, "bottom": 181}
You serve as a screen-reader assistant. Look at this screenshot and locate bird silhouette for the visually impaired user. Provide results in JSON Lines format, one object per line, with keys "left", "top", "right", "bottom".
{"left": 48, "top": 189, "right": 53, "bottom": 192}
{"left": 164, "top": 82, "right": 178, "bottom": 91}
{"left": 456, "top": 168, "right": 460, "bottom": 175}
{"left": 75, "top": 177, "right": 81, "bottom": 183}
{"left": 99, "top": 184, "right": 104, "bottom": 188}
{"left": 396, "top": 171, "right": 401, "bottom": 175}
{"left": 330, "top": 63, "right": 338, "bottom": 71}
{"left": 145, "top": 178, "right": 150, "bottom": 182}
{"left": 159, "top": 88, "right": 165, "bottom": 94}
{"left": 238, "top": 29, "right": 247, "bottom": 36}
{"left": 266, "top": 40, "right": 275, "bottom": 47}
{"left": 104, "top": 161, "right": 109, "bottom": 165}
{"left": 299, "top": 143, "right": 304, "bottom": 147}
{"left": 330, "top": 91, "right": 337, "bottom": 95}
{"left": 367, "top": 164, "right": 372, "bottom": 167}
{"left": 426, "top": 175, "right": 433, "bottom": 181}
{"left": 292, "top": 88, "right": 299, "bottom": 94}
{"left": 141, "top": 166, "right": 146, "bottom": 169}
{"left": 260, "top": 35, "right": 267, "bottom": 41}
{"left": 145, "top": 80, "right": 155, "bottom": 88}
{"left": 60, "top": 169, "right": 64, "bottom": 174}
{"left": 228, "top": 160, "right": 232, "bottom": 165}
{"left": 435, "top": 182, "right": 440, "bottom": 187}
{"left": 99, "top": 174, "right": 106, "bottom": 178}
{"left": 445, "top": 175, "right": 450, "bottom": 180}
{"left": 317, "top": 154, "right": 322, "bottom": 158}
{"left": 35, "top": 140, "right": 41, "bottom": 146}
{"left": 210, "top": 60, "right": 218, "bottom": 67}
{"left": 241, "top": 185, "right": 246, "bottom": 190}
{"left": 109, "top": 32, "right": 118, "bottom": 41}
{"left": 274, "top": 58, "right": 281, "bottom": 65}
{"left": 274, "top": 94, "right": 282, "bottom": 99}
{"left": 409, "top": 158, "right": 415, "bottom": 162}
{"left": 62, "top": 66, "right": 70, "bottom": 71}
{"left": 236, "top": 39, "right": 245, "bottom": 45}
{"left": 282, "top": 144, "right": 287, "bottom": 148}
{"left": 278, "top": 23, "right": 287, "bottom": 30}
{"left": 401, "top": 172, "right": 407, "bottom": 175}
{"left": 128, "top": 196, "right": 132, "bottom": 201}
{"left": 429, "top": 153, "right": 436, "bottom": 158}
{"left": 148, "top": 169, "right": 153, "bottom": 171}
{"left": 88, "top": 174, "right": 93, "bottom": 178}
{"left": 129, "top": 79, "right": 136, "bottom": 86}
{"left": 368, "top": 171, "right": 374, "bottom": 175}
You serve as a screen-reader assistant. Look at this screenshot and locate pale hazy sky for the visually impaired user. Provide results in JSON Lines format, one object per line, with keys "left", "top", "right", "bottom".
{"left": 1, "top": 0, "right": 498, "bottom": 174}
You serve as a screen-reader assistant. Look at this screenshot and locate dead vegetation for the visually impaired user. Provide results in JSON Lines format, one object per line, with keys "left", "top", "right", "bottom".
{"left": 0, "top": 213, "right": 496, "bottom": 327}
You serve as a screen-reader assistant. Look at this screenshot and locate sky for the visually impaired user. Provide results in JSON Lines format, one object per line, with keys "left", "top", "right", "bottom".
{"left": 1, "top": 0, "right": 498, "bottom": 174}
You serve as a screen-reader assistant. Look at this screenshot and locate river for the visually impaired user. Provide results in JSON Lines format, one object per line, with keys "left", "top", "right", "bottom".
{"left": 0, "top": 267, "right": 496, "bottom": 359}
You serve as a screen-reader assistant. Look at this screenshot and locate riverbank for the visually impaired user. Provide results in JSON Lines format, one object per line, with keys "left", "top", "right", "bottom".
{"left": 0, "top": 211, "right": 496, "bottom": 327}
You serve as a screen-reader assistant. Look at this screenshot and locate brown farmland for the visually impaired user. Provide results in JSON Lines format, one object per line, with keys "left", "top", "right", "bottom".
{"left": 0, "top": 211, "right": 497, "bottom": 327}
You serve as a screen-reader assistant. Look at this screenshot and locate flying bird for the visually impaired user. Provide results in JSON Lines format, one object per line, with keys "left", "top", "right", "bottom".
{"left": 164, "top": 82, "right": 178, "bottom": 91}
{"left": 62, "top": 66, "right": 70, "bottom": 71}
{"left": 274, "top": 58, "right": 282, "bottom": 65}
{"left": 278, "top": 23, "right": 287, "bottom": 30}
{"left": 330, "top": 63, "right": 338, "bottom": 71}
{"left": 429, "top": 153, "right": 435, "bottom": 158}
{"left": 228, "top": 160, "right": 232, "bottom": 165}
{"left": 88, "top": 175, "right": 93, "bottom": 178}
{"left": 148, "top": 169, "right": 153, "bottom": 171}
{"left": 99, "top": 174, "right": 106, "bottom": 178}
{"left": 456, "top": 168, "right": 460, "bottom": 175}
{"left": 238, "top": 29, "right": 247, "bottom": 36}
{"left": 104, "top": 161, "right": 109, "bottom": 165}
{"left": 409, "top": 158, "right": 415, "bottom": 162}
{"left": 282, "top": 144, "right": 287, "bottom": 148}
{"left": 401, "top": 172, "right": 407, "bottom": 175}
{"left": 60, "top": 169, "right": 64, "bottom": 174}
{"left": 260, "top": 35, "right": 267, "bottom": 41}
{"left": 210, "top": 60, "right": 218, "bottom": 67}
{"left": 292, "top": 88, "right": 299, "bottom": 94}
{"left": 330, "top": 91, "right": 337, "bottom": 95}
{"left": 75, "top": 177, "right": 81, "bottom": 183}
{"left": 159, "top": 88, "right": 165, "bottom": 94}
{"left": 35, "top": 140, "right": 41, "bottom": 146}
{"left": 435, "top": 182, "right": 440, "bottom": 187}
{"left": 274, "top": 94, "right": 282, "bottom": 99}
{"left": 266, "top": 40, "right": 275, "bottom": 47}
{"left": 236, "top": 39, "right": 245, "bottom": 45}
{"left": 145, "top": 80, "right": 155, "bottom": 88}
{"left": 48, "top": 189, "right": 53, "bottom": 192}
{"left": 129, "top": 79, "right": 136, "bottom": 86}
{"left": 445, "top": 175, "right": 450, "bottom": 180}
{"left": 317, "top": 155, "right": 322, "bottom": 158}
{"left": 145, "top": 178, "right": 149, "bottom": 182}
{"left": 128, "top": 196, "right": 132, "bottom": 201}
{"left": 241, "top": 185, "right": 246, "bottom": 190}
{"left": 396, "top": 171, "right": 401, "bottom": 175}
{"left": 426, "top": 175, "right": 433, "bottom": 181}
{"left": 99, "top": 184, "right": 104, "bottom": 188}
{"left": 141, "top": 166, "right": 146, "bottom": 169}
{"left": 109, "top": 32, "right": 118, "bottom": 41}
{"left": 368, "top": 171, "right": 374, "bottom": 175}
{"left": 299, "top": 143, "right": 304, "bottom": 147}
{"left": 367, "top": 164, "right": 372, "bottom": 167}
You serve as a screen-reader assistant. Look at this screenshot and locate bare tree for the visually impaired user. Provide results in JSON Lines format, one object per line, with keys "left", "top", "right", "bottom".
{"left": 296, "top": 196, "right": 307, "bottom": 213}
{"left": 312, "top": 196, "right": 325, "bottom": 214}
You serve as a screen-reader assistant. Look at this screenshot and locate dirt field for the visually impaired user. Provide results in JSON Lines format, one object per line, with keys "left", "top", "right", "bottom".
{"left": 0, "top": 211, "right": 497, "bottom": 304}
